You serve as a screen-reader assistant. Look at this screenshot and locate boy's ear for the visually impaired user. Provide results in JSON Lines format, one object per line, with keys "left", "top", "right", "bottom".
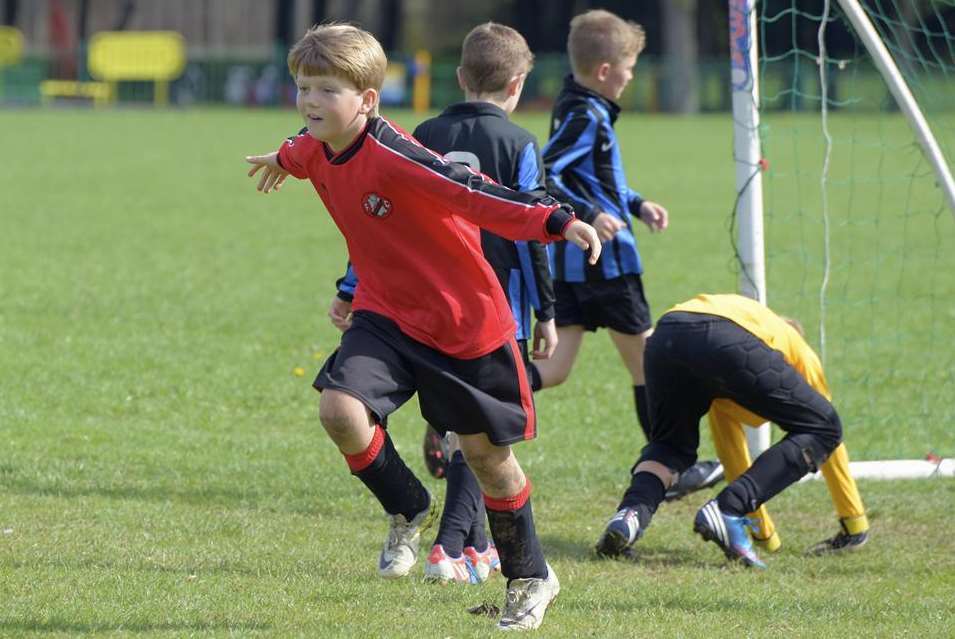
{"left": 506, "top": 73, "right": 526, "bottom": 98}
{"left": 456, "top": 66, "right": 468, "bottom": 93}
{"left": 359, "top": 87, "right": 379, "bottom": 115}
{"left": 595, "top": 62, "right": 611, "bottom": 82}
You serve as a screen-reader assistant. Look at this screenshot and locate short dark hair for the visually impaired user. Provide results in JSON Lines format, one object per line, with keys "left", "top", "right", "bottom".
{"left": 459, "top": 22, "right": 534, "bottom": 95}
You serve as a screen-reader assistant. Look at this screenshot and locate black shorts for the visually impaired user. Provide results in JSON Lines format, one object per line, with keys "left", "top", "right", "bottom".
{"left": 640, "top": 311, "right": 842, "bottom": 473}
{"left": 314, "top": 311, "right": 536, "bottom": 446}
{"left": 553, "top": 274, "right": 652, "bottom": 334}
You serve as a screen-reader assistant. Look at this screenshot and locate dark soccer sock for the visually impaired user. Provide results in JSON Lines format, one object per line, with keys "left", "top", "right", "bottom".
{"left": 633, "top": 385, "right": 652, "bottom": 442}
{"left": 344, "top": 424, "right": 430, "bottom": 521}
{"left": 528, "top": 363, "right": 543, "bottom": 392}
{"left": 717, "top": 437, "right": 816, "bottom": 517}
{"left": 434, "top": 450, "right": 482, "bottom": 557}
{"left": 484, "top": 480, "right": 548, "bottom": 581}
{"left": 464, "top": 501, "right": 489, "bottom": 553}
{"left": 618, "top": 470, "right": 666, "bottom": 530}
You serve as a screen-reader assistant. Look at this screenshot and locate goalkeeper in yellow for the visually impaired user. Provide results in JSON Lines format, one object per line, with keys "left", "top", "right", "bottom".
{"left": 596, "top": 293, "right": 869, "bottom": 567}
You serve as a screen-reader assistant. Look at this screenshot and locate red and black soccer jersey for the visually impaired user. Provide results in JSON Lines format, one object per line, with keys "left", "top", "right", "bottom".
{"left": 277, "top": 117, "right": 574, "bottom": 359}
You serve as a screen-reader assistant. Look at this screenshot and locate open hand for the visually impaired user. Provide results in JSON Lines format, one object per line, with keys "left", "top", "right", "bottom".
{"left": 246, "top": 152, "right": 289, "bottom": 194}
{"left": 638, "top": 200, "right": 669, "bottom": 232}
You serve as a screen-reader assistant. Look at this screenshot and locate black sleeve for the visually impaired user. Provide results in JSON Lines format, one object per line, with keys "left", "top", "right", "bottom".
{"left": 528, "top": 240, "right": 555, "bottom": 322}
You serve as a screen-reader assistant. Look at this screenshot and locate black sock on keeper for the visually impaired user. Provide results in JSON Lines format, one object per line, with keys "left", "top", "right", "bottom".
{"left": 717, "top": 437, "right": 818, "bottom": 517}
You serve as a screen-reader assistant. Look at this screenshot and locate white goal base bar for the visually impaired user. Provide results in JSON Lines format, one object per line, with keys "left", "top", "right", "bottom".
{"left": 799, "top": 458, "right": 955, "bottom": 482}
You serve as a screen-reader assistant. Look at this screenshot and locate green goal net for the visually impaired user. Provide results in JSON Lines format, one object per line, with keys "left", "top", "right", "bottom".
{"left": 743, "top": 0, "right": 955, "bottom": 459}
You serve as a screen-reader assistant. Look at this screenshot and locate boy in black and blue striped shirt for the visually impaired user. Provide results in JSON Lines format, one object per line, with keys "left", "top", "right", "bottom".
{"left": 532, "top": 10, "right": 724, "bottom": 517}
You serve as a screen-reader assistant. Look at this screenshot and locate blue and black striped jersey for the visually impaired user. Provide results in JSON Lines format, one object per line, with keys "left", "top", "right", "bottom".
{"left": 543, "top": 75, "right": 645, "bottom": 283}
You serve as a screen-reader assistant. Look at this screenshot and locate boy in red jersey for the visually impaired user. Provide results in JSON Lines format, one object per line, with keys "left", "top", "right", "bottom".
{"left": 245, "top": 24, "right": 600, "bottom": 631}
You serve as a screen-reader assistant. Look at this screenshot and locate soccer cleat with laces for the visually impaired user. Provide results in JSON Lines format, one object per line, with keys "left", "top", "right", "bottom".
{"left": 693, "top": 499, "right": 766, "bottom": 569}
{"left": 377, "top": 497, "right": 437, "bottom": 578}
{"left": 424, "top": 544, "right": 475, "bottom": 583}
{"left": 463, "top": 544, "right": 501, "bottom": 583}
{"left": 595, "top": 508, "right": 643, "bottom": 558}
{"left": 806, "top": 527, "right": 869, "bottom": 556}
{"left": 665, "top": 460, "right": 725, "bottom": 501}
{"left": 497, "top": 563, "right": 560, "bottom": 631}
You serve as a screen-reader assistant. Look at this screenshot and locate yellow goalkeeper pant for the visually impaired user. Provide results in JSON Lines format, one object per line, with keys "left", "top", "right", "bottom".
{"left": 707, "top": 403, "right": 868, "bottom": 551}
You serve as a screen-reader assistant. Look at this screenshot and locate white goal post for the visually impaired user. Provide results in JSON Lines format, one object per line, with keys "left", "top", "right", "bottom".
{"left": 728, "top": 0, "right": 955, "bottom": 476}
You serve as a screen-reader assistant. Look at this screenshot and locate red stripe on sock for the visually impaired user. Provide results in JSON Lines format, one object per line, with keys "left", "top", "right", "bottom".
{"left": 344, "top": 424, "right": 385, "bottom": 473}
{"left": 506, "top": 338, "right": 536, "bottom": 440}
{"left": 484, "top": 479, "right": 532, "bottom": 512}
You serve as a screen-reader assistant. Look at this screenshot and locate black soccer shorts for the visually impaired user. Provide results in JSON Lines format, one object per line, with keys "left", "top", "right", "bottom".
{"left": 640, "top": 311, "right": 842, "bottom": 473}
{"left": 314, "top": 311, "right": 537, "bottom": 446}
{"left": 553, "top": 273, "right": 652, "bottom": 334}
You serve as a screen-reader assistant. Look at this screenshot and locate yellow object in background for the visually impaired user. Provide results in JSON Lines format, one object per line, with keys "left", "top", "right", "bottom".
{"left": 88, "top": 31, "right": 186, "bottom": 106}
{"left": 41, "top": 31, "right": 186, "bottom": 107}
{"left": 412, "top": 49, "right": 431, "bottom": 114}
{"left": 0, "top": 26, "right": 23, "bottom": 66}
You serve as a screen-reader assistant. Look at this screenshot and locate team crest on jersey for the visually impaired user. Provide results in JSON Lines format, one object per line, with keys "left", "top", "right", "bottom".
{"left": 362, "top": 192, "right": 393, "bottom": 218}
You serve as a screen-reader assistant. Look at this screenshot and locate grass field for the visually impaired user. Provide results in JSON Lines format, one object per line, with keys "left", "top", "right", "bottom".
{"left": 2, "top": 107, "right": 954, "bottom": 638}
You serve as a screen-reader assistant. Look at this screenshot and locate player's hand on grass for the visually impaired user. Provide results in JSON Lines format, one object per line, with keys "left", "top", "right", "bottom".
{"left": 532, "top": 318, "right": 558, "bottom": 360}
{"left": 328, "top": 296, "right": 353, "bottom": 332}
{"left": 246, "top": 152, "right": 289, "bottom": 194}
{"left": 563, "top": 220, "right": 602, "bottom": 265}
{"left": 593, "top": 211, "right": 627, "bottom": 242}
{"left": 638, "top": 200, "right": 669, "bottom": 232}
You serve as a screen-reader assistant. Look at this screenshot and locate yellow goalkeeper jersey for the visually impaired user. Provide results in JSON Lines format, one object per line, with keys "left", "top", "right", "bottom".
{"left": 669, "top": 293, "right": 831, "bottom": 405}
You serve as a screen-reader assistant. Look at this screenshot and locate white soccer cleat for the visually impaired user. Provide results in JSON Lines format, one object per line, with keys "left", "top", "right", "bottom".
{"left": 424, "top": 544, "right": 474, "bottom": 583}
{"left": 377, "top": 498, "right": 436, "bottom": 579}
{"left": 497, "top": 563, "right": 560, "bottom": 631}
{"left": 463, "top": 544, "right": 501, "bottom": 583}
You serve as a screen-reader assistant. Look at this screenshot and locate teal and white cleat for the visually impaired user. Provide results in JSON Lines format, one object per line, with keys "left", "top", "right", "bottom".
{"left": 693, "top": 499, "right": 766, "bottom": 569}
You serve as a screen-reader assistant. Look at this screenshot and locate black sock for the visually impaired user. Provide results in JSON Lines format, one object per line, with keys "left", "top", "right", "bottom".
{"left": 345, "top": 425, "right": 430, "bottom": 521}
{"left": 484, "top": 482, "right": 547, "bottom": 581}
{"left": 434, "top": 450, "right": 482, "bottom": 557}
{"left": 464, "top": 501, "right": 489, "bottom": 552}
{"left": 633, "top": 385, "right": 652, "bottom": 441}
{"left": 717, "top": 437, "right": 817, "bottom": 516}
{"left": 618, "top": 471, "right": 666, "bottom": 530}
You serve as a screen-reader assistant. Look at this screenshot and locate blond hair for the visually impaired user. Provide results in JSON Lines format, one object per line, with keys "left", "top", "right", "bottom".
{"left": 459, "top": 22, "right": 534, "bottom": 95}
{"left": 287, "top": 23, "right": 387, "bottom": 92}
{"left": 568, "top": 9, "right": 646, "bottom": 76}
